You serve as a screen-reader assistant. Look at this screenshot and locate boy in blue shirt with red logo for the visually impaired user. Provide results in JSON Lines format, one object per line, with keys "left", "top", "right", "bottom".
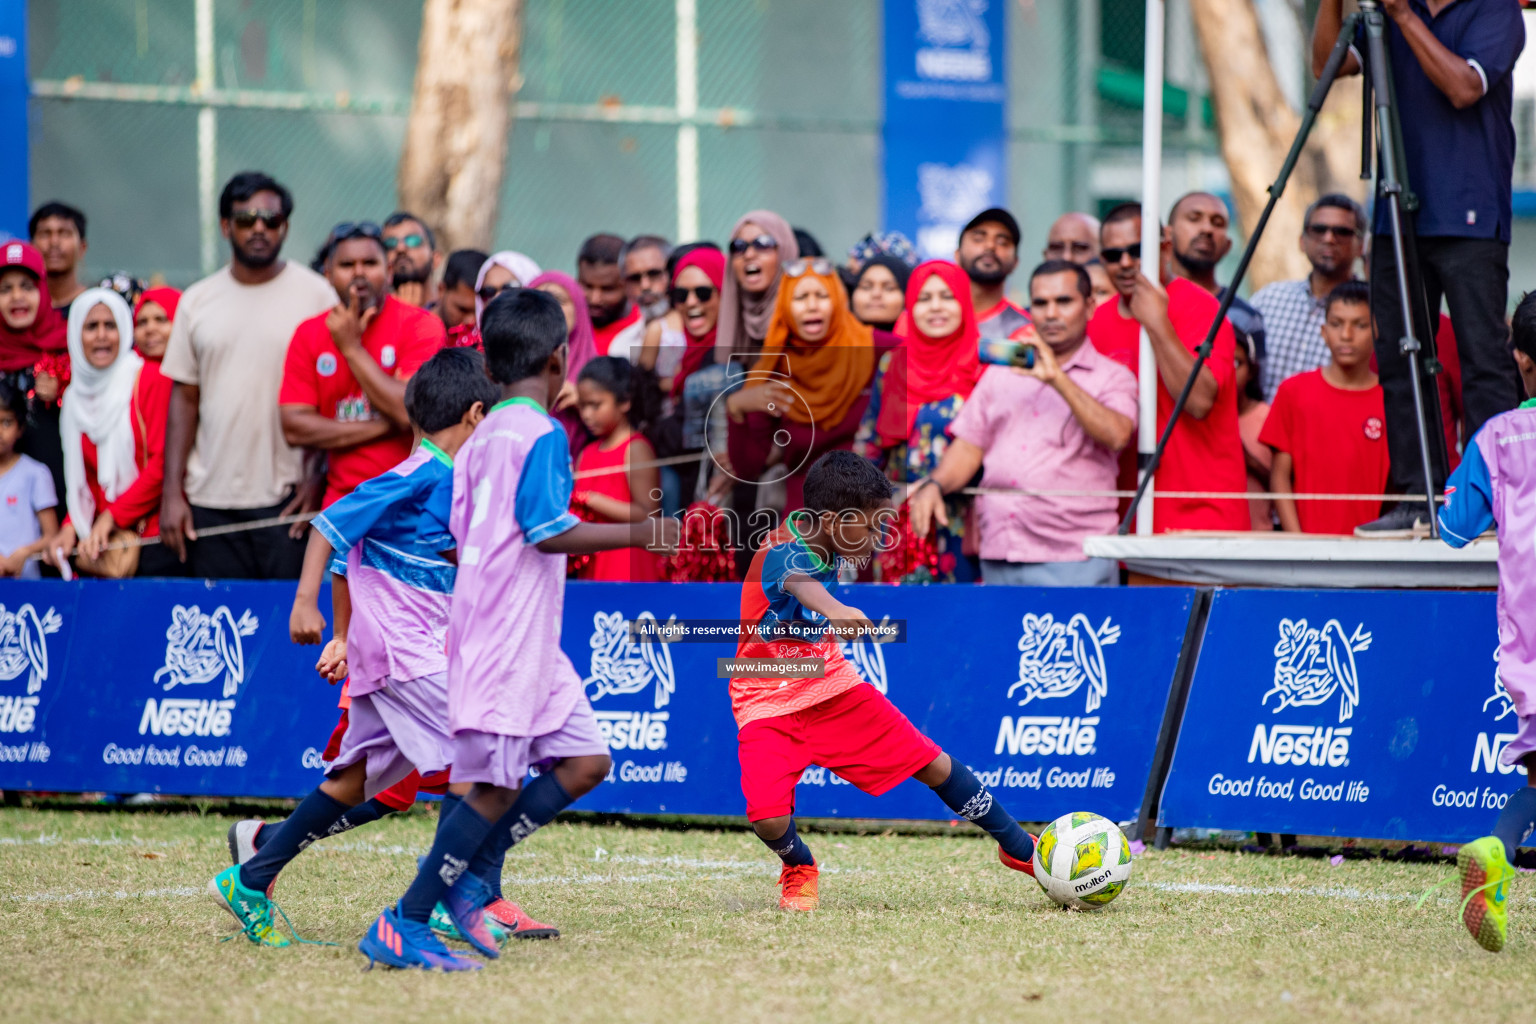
{"left": 733, "top": 450, "right": 1037, "bottom": 910}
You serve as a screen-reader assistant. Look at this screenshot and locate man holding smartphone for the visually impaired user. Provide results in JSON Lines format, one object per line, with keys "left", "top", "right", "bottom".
{"left": 279, "top": 220, "right": 447, "bottom": 509}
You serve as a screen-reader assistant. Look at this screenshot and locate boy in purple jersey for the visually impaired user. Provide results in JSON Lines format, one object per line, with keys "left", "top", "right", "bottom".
{"left": 1438, "top": 291, "right": 1536, "bottom": 953}
{"left": 359, "top": 288, "right": 679, "bottom": 972}
{"left": 208, "top": 348, "right": 500, "bottom": 958}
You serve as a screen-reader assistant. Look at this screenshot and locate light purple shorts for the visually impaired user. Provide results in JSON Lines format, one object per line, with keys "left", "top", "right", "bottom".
{"left": 329, "top": 673, "right": 454, "bottom": 800}
{"left": 452, "top": 697, "right": 608, "bottom": 789}
{"left": 1504, "top": 712, "right": 1536, "bottom": 768}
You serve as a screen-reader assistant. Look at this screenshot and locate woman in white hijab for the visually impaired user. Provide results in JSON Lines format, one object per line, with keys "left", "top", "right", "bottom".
{"left": 54, "top": 287, "right": 174, "bottom": 573}
{"left": 473, "top": 250, "right": 543, "bottom": 326}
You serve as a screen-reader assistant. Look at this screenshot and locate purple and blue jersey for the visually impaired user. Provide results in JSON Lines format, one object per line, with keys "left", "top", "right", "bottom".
{"left": 311, "top": 442, "right": 456, "bottom": 697}
{"left": 1441, "top": 400, "right": 1536, "bottom": 726}
{"left": 447, "top": 397, "right": 585, "bottom": 738}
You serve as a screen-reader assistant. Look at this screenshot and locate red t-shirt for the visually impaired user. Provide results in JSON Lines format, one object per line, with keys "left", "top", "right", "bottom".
{"left": 1258, "top": 369, "right": 1388, "bottom": 535}
{"left": 1089, "top": 278, "right": 1248, "bottom": 532}
{"left": 279, "top": 295, "right": 446, "bottom": 506}
{"left": 592, "top": 306, "right": 641, "bottom": 356}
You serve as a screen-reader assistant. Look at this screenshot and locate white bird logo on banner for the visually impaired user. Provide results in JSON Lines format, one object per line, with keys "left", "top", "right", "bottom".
{"left": 153, "top": 605, "right": 259, "bottom": 697}
{"left": 583, "top": 610, "right": 676, "bottom": 710}
{"left": 1008, "top": 612, "right": 1118, "bottom": 714}
{"left": 1264, "top": 618, "right": 1371, "bottom": 722}
{"left": 1486, "top": 645, "right": 1515, "bottom": 721}
{"left": 840, "top": 632, "right": 889, "bottom": 694}
{"left": 0, "top": 603, "right": 62, "bottom": 695}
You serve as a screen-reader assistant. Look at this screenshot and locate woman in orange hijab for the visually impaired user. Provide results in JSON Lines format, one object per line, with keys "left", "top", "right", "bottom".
{"left": 853, "top": 260, "right": 984, "bottom": 582}
{"left": 724, "top": 257, "right": 899, "bottom": 515}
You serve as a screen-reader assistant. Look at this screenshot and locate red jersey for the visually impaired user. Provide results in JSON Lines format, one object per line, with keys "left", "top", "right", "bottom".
{"left": 279, "top": 295, "right": 446, "bottom": 506}
{"left": 1089, "top": 278, "right": 1248, "bottom": 532}
{"left": 1258, "top": 369, "right": 1388, "bottom": 534}
{"left": 572, "top": 434, "right": 662, "bottom": 582}
{"left": 592, "top": 306, "right": 641, "bottom": 356}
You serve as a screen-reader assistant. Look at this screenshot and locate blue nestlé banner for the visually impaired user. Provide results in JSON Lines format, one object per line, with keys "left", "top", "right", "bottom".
{"left": 0, "top": 579, "right": 1194, "bottom": 826}
{"left": 1159, "top": 589, "right": 1511, "bottom": 843}
{"left": 883, "top": 0, "right": 1008, "bottom": 260}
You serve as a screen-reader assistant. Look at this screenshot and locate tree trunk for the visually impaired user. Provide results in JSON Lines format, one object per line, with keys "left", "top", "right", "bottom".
{"left": 1189, "top": 0, "right": 1364, "bottom": 290}
{"left": 398, "top": 0, "right": 523, "bottom": 253}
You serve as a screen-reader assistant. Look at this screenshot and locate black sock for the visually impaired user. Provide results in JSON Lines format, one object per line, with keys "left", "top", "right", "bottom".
{"left": 468, "top": 773, "right": 575, "bottom": 901}
{"left": 239, "top": 789, "right": 351, "bottom": 893}
{"left": 932, "top": 760, "right": 1035, "bottom": 862}
{"left": 1494, "top": 787, "right": 1536, "bottom": 862}
{"left": 436, "top": 792, "right": 462, "bottom": 842}
{"left": 398, "top": 802, "right": 493, "bottom": 923}
{"left": 758, "top": 819, "right": 814, "bottom": 867}
{"left": 250, "top": 794, "right": 394, "bottom": 855}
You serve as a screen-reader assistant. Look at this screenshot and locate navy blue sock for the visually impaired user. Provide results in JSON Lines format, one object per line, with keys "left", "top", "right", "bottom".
{"left": 398, "top": 802, "right": 493, "bottom": 923}
{"left": 932, "top": 760, "right": 1035, "bottom": 862}
{"left": 252, "top": 794, "right": 394, "bottom": 853}
{"left": 239, "top": 789, "right": 351, "bottom": 892}
{"left": 758, "top": 819, "right": 814, "bottom": 867}
{"left": 468, "top": 773, "right": 575, "bottom": 901}
{"left": 435, "top": 792, "right": 463, "bottom": 841}
{"left": 1494, "top": 787, "right": 1536, "bottom": 862}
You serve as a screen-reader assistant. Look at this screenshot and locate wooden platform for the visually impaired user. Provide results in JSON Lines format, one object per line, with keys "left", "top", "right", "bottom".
{"left": 1082, "top": 532, "right": 1497, "bottom": 588}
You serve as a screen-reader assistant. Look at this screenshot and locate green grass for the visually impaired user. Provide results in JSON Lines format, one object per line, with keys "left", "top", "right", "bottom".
{"left": 0, "top": 805, "right": 1528, "bottom": 1023}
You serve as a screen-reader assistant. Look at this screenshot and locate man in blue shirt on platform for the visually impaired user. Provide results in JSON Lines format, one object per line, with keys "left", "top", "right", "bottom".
{"left": 1313, "top": 0, "right": 1526, "bottom": 536}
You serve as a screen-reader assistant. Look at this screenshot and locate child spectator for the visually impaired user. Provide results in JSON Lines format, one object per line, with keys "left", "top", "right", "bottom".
{"left": 1234, "top": 331, "right": 1273, "bottom": 530}
{"left": 571, "top": 356, "right": 663, "bottom": 582}
{"left": 0, "top": 380, "right": 58, "bottom": 578}
{"left": 1260, "top": 281, "right": 1388, "bottom": 534}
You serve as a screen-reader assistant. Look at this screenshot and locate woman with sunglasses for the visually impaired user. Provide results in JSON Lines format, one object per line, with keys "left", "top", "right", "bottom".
{"left": 651, "top": 247, "right": 731, "bottom": 510}
{"left": 854, "top": 260, "right": 983, "bottom": 583}
{"left": 718, "top": 211, "right": 798, "bottom": 364}
{"left": 725, "top": 258, "right": 898, "bottom": 522}
{"left": 472, "top": 250, "right": 542, "bottom": 327}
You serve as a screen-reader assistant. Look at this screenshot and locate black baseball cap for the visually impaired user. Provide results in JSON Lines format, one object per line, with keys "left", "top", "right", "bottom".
{"left": 960, "top": 206, "right": 1020, "bottom": 245}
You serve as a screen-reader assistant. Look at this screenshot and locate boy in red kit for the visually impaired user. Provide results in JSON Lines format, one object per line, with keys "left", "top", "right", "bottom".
{"left": 733, "top": 450, "right": 1037, "bottom": 911}
{"left": 1261, "top": 281, "right": 1389, "bottom": 534}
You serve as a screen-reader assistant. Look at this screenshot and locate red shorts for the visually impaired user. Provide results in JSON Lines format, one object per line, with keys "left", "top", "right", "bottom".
{"left": 737, "top": 683, "right": 941, "bottom": 821}
{"left": 322, "top": 709, "right": 434, "bottom": 812}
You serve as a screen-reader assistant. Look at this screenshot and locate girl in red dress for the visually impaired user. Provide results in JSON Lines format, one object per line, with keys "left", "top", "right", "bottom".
{"left": 571, "top": 356, "right": 664, "bottom": 581}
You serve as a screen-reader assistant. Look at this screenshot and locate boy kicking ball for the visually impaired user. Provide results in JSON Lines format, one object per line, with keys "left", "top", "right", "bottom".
{"left": 1438, "top": 291, "right": 1536, "bottom": 952}
{"left": 733, "top": 450, "right": 1037, "bottom": 910}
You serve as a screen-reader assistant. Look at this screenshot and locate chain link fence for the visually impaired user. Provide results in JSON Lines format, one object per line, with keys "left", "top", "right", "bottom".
{"left": 26, "top": 0, "right": 1218, "bottom": 291}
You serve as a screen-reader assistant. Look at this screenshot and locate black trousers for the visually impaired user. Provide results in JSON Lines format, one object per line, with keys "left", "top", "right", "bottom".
{"left": 187, "top": 498, "right": 306, "bottom": 580}
{"left": 1371, "top": 234, "right": 1520, "bottom": 493}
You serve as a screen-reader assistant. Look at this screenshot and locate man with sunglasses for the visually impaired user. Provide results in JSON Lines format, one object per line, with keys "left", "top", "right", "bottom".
{"left": 1249, "top": 194, "right": 1366, "bottom": 402}
{"left": 382, "top": 211, "right": 442, "bottom": 311}
{"left": 160, "top": 171, "right": 336, "bottom": 578}
{"left": 1088, "top": 202, "right": 1249, "bottom": 533}
{"left": 1041, "top": 211, "right": 1101, "bottom": 266}
{"left": 280, "top": 221, "right": 447, "bottom": 509}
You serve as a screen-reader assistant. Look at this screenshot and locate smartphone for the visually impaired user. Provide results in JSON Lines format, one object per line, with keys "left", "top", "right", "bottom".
{"left": 977, "top": 337, "right": 1035, "bottom": 370}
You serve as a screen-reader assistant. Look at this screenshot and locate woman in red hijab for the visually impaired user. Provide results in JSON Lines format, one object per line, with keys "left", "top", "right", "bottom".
{"left": 854, "top": 260, "right": 984, "bottom": 582}
{"left": 650, "top": 246, "right": 728, "bottom": 508}
{"left": 0, "top": 241, "right": 70, "bottom": 507}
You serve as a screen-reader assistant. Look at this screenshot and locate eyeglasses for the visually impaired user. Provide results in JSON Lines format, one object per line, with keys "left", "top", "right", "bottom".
{"left": 230, "top": 209, "right": 287, "bottom": 230}
{"left": 729, "top": 234, "right": 779, "bottom": 255}
{"left": 1306, "top": 224, "right": 1359, "bottom": 240}
{"left": 669, "top": 285, "right": 716, "bottom": 305}
{"left": 1046, "top": 240, "right": 1096, "bottom": 257}
{"left": 477, "top": 282, "right": 517, "bottom": 302}
{"left": 783, "top": 258, "right": 833, "bottom": 278}
{"left": 329, "top": 221, "right": 384, "bottom": 244}
{"left": 625, "top": 268, "right": 668, "bottom": 285}
{"left": 1100, "top": 243, "right": 1142, "bottom": 264}
{"left": 383, "top": 233, "right": 425, "bottom": 251}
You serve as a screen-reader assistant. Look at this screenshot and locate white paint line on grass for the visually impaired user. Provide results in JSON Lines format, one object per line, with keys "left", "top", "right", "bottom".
{"left": 10, "top": 886, "right": 205, "bottom": 903}
{"left": 1144, "top": 880, "right": 1502, "bottom": 905}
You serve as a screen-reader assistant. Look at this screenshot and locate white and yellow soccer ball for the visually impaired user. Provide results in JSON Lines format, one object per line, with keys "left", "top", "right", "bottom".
{"left": 1031, "top": 811, "right": 1134, "bottom": 910}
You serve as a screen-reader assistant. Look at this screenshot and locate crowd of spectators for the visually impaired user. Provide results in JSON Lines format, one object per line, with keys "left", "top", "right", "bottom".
{"left": 0, "top": 0, "right": 1521, "bottom": 587}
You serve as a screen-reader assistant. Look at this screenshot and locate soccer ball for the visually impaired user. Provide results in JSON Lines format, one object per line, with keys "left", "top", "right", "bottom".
{"left": 1031, "top": 811, "right": 1134, "bottom": 910}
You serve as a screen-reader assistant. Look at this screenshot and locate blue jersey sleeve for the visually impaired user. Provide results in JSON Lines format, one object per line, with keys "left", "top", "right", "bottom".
{"left": 1439, "top": 435, "right": 1495, "bottom": 548}
{"left": 419, "top": 469, "right": 456, "bottom": 552}
{"left": 311, "top": 468, "right": 418, "bottom": 556}
{"left": 515, "top": 427, "right": 581, "bottom": 544}
{"left": 757, "top": 541, "right": 833, "bottom": 641}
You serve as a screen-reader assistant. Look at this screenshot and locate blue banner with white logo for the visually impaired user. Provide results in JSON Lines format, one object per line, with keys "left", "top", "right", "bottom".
{"left": 0, "top": 579, "right": 1193, "bottom": 827}
{"left": 883, "top": 0, "right": 1008, "bottom": 260}
{"left": 1159, "top": 589, "right": 1509, "bottom": 842}
{"left": 0, "top": 1, "right": 27, "bottom": 239}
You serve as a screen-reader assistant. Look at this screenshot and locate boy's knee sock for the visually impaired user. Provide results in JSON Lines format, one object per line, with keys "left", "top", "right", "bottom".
{"left": 757, "top": 818, "right": 814, "bottom": 867}
{"left": 251, "top": 794, "right": 395, "bottom": 854}
{"left": 436, "top": 791, "right": 463, "bottom": 841}
{"left": 932, "top": 760, "right": 1035, "bottom": 862}
{"left": 1494, "top": 786, "right": 1536, "bottom": 862}
{"left": 467, "top": 773, "right": 576, "bottom": 900}
{"left": 239, "top": 789, "right": 351, "bottom": 893}
{"left": 398, "top": 802, "right": 494, "bottom": 923}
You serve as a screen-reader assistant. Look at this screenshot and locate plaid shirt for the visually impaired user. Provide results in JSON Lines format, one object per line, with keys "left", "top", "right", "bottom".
{"left": 1250, "top": 278, "right": 1332, "bottom": 402}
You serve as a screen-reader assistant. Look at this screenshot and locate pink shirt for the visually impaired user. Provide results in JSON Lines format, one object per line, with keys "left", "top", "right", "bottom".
{"left": 948, "top": 343, "right": 1138, "bottom": 564}
{"left": 447, "top": 399, "right": 585, "bottom": 738}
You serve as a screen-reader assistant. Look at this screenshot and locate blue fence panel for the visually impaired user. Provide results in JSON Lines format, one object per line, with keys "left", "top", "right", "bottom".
{"left": 1159, "top": 588, "right": 1508, "bottom": 842}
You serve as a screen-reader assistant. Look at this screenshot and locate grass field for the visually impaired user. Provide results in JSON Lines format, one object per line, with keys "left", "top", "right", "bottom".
{"left": 1, "top": 804, "right": 1529, "bottom": 1024}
